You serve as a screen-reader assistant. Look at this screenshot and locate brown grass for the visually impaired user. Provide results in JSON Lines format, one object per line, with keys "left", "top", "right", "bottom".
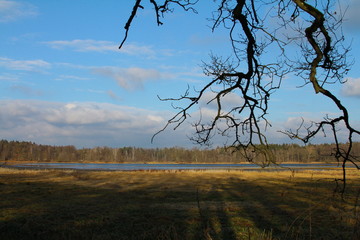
{"left": 0, "top": 168, "right": 359, "bottom": 240}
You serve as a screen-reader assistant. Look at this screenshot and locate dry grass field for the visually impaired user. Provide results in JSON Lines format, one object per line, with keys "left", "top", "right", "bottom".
{"left": 0, "top": 167, "right": 359, "bottom": 240}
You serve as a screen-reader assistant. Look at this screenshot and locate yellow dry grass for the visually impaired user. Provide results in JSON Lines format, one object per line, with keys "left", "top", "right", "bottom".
{"left": 0, "top": 167, "right": 359, "bottom": 240}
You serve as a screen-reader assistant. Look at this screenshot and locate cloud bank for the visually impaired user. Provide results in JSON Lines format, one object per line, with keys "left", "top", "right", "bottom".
{"left": 1, "top": 99, "right": 357, "bottom": 149}
{"left": 0, "top": 100, "right": 185, "bottom": 148}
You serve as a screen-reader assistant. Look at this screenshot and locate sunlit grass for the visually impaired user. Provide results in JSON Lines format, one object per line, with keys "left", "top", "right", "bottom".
{"left": 0, "top": 167, "right": 359, "bottom": 239}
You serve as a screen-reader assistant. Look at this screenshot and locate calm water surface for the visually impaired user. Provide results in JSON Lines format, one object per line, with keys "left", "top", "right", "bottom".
{"left": 7, "top": 162, "right": 345, "bottom": 171}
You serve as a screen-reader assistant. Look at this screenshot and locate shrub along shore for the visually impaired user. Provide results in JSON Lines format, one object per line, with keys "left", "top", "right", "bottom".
{"left": 1, "top": 140, "right": 360, "bottom": 164}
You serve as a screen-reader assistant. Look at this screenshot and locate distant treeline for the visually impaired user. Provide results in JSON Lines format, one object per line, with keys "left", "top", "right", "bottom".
{"left": 0, "top": 139, "right": 359, "bottom": 163}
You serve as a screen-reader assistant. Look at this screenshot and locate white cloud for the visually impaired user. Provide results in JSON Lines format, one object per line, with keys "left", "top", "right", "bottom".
{"left": 341, "top": 77, "right": 360, "bottom": 97}
{"left": 55, "top": 75, "right": 90, "bottom": 81}
{"left": 43, "top": 39, "right": 117, "bottom": 52}
{"left": 0, "top": 0, "right": 38, "bottom": 22}
{"left": 119, "top": 43, "right": 156, "bottom": 56}
{"left": 1, "top": 99, "right": 357, "bottom": 148}
{"left": 0, "top": 57, "right": 51, "bottom": 71}
{"left": 44, "top": 103, "right": 129, "bottom": 125}
{"left": 274, "top": 114, "right": 360, "bottom": 144}
{"left": 0, "top": 73, "right": 19, "bottom": 81}
{"left": 92, "top": 66, "right": 170, "bottom": 90}
{"left": 199, "top": 91, "right": 245, "bottom": 111}
{"left": 0, "top": 100, "right": 188, "bottom": 148}
{"left": 43, "top": 39, "right": 156, "bottom": 56}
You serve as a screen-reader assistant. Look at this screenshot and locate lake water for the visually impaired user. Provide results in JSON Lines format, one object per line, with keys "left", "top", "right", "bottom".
{"left": 5, "top": 162, "right": 346, "bottom": 171}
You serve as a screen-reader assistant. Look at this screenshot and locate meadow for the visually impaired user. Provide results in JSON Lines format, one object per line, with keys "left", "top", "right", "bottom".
{"left": 0, "top": 167, "right": 359, "bottom": 240}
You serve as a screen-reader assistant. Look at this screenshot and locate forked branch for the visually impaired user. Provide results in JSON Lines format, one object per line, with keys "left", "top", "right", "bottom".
{"left": 120, "top": 0, "right": 359, "bottom": 191}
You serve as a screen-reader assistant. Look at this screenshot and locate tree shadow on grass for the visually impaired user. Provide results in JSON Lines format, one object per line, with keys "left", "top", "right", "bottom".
{"left": 0, "top": 170, "right": 358, "bottom": 240}
{"left": 220, "top": 175, "right": 357, "bottom": 240}
{"left": 190, "top": 174, "right": 358, "bottom": 240}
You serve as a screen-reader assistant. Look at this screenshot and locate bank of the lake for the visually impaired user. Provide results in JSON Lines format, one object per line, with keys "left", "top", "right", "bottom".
{"left": 0, "top": 167, "right": 359, "bottom": 240}
{"left": 2, "top": 162, "right": 350, "bottom": 172}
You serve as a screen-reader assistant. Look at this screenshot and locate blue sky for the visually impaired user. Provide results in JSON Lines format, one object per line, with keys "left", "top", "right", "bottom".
{"left": 0, "top": 0, "right": 360, "bottom": 148}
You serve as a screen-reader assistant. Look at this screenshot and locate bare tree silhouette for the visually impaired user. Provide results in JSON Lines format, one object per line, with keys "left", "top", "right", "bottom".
{"left": 120, "top": 0, "right": 359, "bottom": 192}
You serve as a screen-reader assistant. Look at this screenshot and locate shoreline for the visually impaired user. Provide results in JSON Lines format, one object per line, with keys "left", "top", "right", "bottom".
{"left": 1, "top": 161, "right": 348, "bottom": 173}
{"left": 1, "top": 160, "right": 340, "bottom": 165}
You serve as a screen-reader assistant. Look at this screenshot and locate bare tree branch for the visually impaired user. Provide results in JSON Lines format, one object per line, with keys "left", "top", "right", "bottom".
{"left": 121, "top": 0, "right": 359, "bottom": 192}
